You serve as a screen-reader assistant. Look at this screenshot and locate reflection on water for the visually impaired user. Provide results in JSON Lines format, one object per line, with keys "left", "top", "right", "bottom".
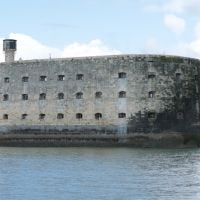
{"left": 0, "top": 147, "right": 199, "bottom": 200}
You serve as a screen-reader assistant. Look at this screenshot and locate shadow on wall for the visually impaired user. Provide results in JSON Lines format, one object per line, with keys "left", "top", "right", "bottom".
{"left": 128, "top": 65, "right": 200, "bottom": 134}
{"left": 127, "top": 97, "right": 196, "bottom": 134}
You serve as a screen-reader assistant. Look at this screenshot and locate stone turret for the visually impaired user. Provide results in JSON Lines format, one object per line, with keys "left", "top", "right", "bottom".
{"left": 3, "top": 39, "right": 17, "bottom": 62}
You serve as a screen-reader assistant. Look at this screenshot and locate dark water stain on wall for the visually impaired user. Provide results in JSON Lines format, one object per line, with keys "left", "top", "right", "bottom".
{"left": 128, "top": 59, "right": 199, "bottom": 134}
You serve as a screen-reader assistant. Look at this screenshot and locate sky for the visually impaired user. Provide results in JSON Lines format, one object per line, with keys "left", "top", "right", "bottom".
{"left": 1, "top": 0, "right": 200, "bottom": 61}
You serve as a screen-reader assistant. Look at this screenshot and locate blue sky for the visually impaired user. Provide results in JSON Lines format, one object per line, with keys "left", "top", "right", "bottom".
{"left": 0, "top": 0, "right": 200, "bottom": 61}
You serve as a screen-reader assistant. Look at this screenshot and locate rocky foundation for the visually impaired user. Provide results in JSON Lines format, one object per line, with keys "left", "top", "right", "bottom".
{"left": 0, "top": 132, "right": 199, "bottom": 148}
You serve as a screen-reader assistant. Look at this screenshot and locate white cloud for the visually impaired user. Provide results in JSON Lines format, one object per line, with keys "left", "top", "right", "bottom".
{"left": 156, "top": 38, "right": 200, "bottom": 59}
{"left": 141, "top": 35, "right": 200, "bottom": 59}
{"left": 146, "top": 0, "right": 200, "bottom": 14}
{"left": 0, "top": 33, "right": 121, "bottom": 62}
{"left": 62, "top": 39, "right": 121, "bottom": 58}
{"left": 188, "top": 39, "right": 200, "bottom": 55}
{"left": 164, "top": 0, "right": 200, "bottom": 14}
{"left": 164, "top": 14, "right": 185, "bottom": 34}
{"left": 144, "top": 1, "right": 200, "bottom": 58}
{"left": 187, "top": 22, "right": 200, "bottom": 56}
{"left": 194, "top": 22, "right": 200, "bottom": 38}
{"left": 9, "top": 33, "right": 62, "bottom": 60}
{"left": 170, "top": 21, "right": 200, "bottom": 58}
{"left": 162, "top": 0, "right": 185, "bottom": 13}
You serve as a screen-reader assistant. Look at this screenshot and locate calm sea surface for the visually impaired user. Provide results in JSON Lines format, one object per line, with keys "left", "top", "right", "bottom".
{"left": 0, "top": 147, "right": 199, "bottom": 200}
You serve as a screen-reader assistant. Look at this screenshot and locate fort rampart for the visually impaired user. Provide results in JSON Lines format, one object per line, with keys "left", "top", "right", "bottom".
{"left": 0, "top": 54, "right": 199, "bottom": 147}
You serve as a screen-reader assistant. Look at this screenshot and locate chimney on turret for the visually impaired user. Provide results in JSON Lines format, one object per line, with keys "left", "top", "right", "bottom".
{"left": 3, "top": 39, "right": 17, "bottom": 62}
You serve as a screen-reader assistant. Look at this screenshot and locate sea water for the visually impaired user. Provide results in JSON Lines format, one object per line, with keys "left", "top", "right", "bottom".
{"left": 0, "top": 147, "right": 199, "bottom": 200}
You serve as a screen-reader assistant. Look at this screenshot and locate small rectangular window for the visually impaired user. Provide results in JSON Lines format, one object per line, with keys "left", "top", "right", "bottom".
{"left": 22, "top": 76, "right": 29, "bottom": 82}
{"left": 57, "top": 113, "right": 64, "bottom": 119}
{"left": 58, "top": 75, "right": 65, "bottom": 81}
{"left": 177, "top": 112, "right": 184, "bottom": 120}
{"left": 22, "top": 94, "right": 28, "bottom": 100}
{"left": 148, "top": 112, "right": 156, "bottom": 119}
{"left": 76, "top": 113, "right": 83, "bottom": 119}
{"left": 4, "top": 77, "right": 9, "bottom": 83}
{"left": 39, "top": 93, "right": 46, "bottom": 100}
{"left": 95, "top": 113, "right": 102, "bottom": 120}
{"left": 119, "top": 91, "right": 126, "bottom": 98}
{"left": 39, "top": 114, "right": 45, "bottom": 120}
{"left": 40, "top": 76, "right": 47, "bottom": 81}
{"left": 76, "top": 74, "right": 84, "bottom": 80}
{"left": 3, "top": 114, "right": 8, "bottom": 120}
{"left": 176, "top": 73, "right": 181, "bottom": 79}
{"left": 21, "top": 114, "right": 28, "bottom": 120}
{"left": 58, "top": 93, "right": 64, "bottom": 100}
{"left": 148, "top": 73, "right": 156, "bottom": 79}
{"left": 3, "top": 94, "right": 9, "bottom": 101}
{"left": 95, "top": 92, "right": 102, "bottom": 98}
{"left": 118, "top": 113, "right": 126, "bottom": 118}
{"left": 148, "top": 91, "right": 155, "bottom": 98}
{"left": 76, "top": 92, "right": 83, "bottom": 99}
{"left": 118, "top": 72, "right": 126, "bottom": 78}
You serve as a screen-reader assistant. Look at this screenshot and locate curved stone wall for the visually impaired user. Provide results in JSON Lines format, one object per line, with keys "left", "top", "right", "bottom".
{"left": 0, "top": 54, "right": 199, "bottom": 136}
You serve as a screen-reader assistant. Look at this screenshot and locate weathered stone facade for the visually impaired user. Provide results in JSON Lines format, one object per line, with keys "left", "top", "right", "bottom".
{"left": 0, "top": 54, "right": 199, "bottom": 147}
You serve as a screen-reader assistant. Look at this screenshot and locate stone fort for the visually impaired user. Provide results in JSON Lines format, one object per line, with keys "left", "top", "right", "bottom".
{"left": 0, "top": 39, "right": 200, "bottom": 147}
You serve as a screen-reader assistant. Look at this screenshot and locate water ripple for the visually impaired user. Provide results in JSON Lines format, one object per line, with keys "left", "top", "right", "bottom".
{"left": 0, "top": 147, "right": 199, "bottom": 200}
